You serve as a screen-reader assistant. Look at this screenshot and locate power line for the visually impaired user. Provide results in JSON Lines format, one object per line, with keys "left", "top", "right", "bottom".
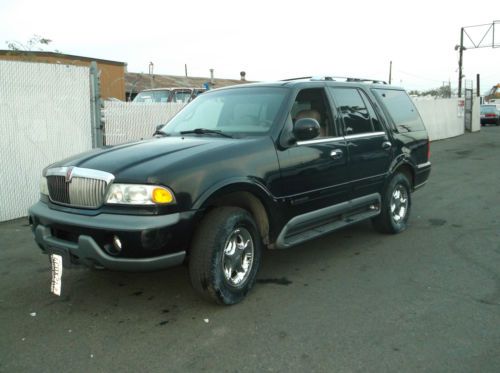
{"left": 393, "top": 69, "right": 443, "bottom": 84}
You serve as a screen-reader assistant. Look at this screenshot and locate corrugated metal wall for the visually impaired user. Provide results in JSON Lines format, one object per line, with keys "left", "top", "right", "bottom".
{"left": 103, "top": 102, "right": 185, "bottom": 145}
{"left": 0, "top": 61, "right": 92, "bottom": 221}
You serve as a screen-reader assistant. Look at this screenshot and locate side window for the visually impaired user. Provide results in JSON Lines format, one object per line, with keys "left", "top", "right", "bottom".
{"left": 156, "top": 91, "right": 170, "bottom": 103}
{"left": 371, "top": 88, "right": 425, "bottom": 132}
{"left": 291, "top": 88, "right": 337, "bottom": 138}
{"left": 172, "top": 90, "right": 192, "bottom": 103}
{"left": 359, "top": 91, "right": 384, "bottom": 132}
{"left": 329, "top": 88, "right": 374, "bottom": 135}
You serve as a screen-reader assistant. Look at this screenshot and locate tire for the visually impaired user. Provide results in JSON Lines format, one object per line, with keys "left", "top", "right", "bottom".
{"left": 372, "top": 173, "right": 412, "bottom": 234}
{"left": 189, "top": 207, "right": 262, "bottom": 305}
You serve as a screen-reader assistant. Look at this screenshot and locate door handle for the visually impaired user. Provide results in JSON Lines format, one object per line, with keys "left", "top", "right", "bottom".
{"left": 330, "top": 149, "right": 343, "bottom": 159}
{"left": 382, "top": 141, "right": 392, "bottom": 150}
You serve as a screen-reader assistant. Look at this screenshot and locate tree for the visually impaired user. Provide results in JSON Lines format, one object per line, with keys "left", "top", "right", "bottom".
{"left": 5, "top": 34, "right": 54, "bottom": 52}
{"left": 409, "top": 85, "right": 452, "bottom": 98}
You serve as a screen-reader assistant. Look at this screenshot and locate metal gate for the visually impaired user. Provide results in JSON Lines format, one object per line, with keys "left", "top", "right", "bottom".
{"left": 464, "top": 87, "right": 473, "bottom": 131}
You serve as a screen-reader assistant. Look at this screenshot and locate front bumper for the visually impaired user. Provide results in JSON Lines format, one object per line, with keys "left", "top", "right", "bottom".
{"left": 29, "top": 201, "right": 192, "bottom": 271}
{"left": 480, "top": 117, "right": 499, "bottom": 125}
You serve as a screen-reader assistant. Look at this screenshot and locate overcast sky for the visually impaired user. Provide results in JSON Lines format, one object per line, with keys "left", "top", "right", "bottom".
{"left": 1, "top": 0, "right": 499, "bottom": 92}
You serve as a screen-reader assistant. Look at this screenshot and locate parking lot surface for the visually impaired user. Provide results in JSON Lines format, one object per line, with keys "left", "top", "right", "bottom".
{"left": 1, "top": 128, "right": 499, "bottom": 372}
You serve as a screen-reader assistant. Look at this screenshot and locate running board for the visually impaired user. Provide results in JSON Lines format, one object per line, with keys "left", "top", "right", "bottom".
{"left": 275, "top": 193, "right": 381, "bottom": 249}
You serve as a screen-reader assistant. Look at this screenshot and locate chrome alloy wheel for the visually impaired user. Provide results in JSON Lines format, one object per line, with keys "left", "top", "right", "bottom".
{"left": 222, "top": 228, "right": 254, "bottom": 287}
{"left": 390, "top": 184, "right": 408, "bottom": 222}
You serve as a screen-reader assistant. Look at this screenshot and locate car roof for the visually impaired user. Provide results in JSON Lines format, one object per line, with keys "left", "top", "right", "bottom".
{"left": 211, "top": 77, "right": 402, "bottom": 92}
{"left": 139, "top": 87, "right": 204, "bottom": 92}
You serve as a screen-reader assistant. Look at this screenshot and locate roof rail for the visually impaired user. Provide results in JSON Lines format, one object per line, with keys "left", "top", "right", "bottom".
{"left": 281, "top": 76, "right": 313, "bottom": 81}
{"left": 282, "top": 76, "right": 387, "bottom": 84}
{"left": 344, "top": 77, "right": 388, "bottom": 85}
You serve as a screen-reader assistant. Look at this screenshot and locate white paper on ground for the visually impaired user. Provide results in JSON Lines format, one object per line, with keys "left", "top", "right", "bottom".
{"left": 50, "top": 254, "right": 63, "bottom": 296}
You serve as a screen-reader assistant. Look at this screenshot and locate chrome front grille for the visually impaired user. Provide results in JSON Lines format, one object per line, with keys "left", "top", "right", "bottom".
{"left": 47, "top": 176, "right": 71, "bottom": 204}
{"left": 46, "top": 167, "right": 114, "bottom": 209}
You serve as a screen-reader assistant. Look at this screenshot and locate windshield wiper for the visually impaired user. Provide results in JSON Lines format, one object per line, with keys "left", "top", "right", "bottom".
{"left": 180, "top": 128, "right": 233, "bottom": 138}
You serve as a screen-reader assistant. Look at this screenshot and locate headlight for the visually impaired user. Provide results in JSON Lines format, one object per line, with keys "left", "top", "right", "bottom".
{"left": 40, "top": 177, "right": 49, "bottom": 196}
{"left": 105, "top": 184, "right": 175, "bottom": 205}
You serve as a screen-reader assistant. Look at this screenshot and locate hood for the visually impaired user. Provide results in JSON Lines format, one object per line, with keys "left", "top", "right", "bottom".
{"left": 47, "top": 136, "right": 259, "bottom": 181}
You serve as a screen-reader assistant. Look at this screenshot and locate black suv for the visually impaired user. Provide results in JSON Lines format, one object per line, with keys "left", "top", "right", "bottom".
{"left": 29, "top": 77, "right": 431, "bottom": 305}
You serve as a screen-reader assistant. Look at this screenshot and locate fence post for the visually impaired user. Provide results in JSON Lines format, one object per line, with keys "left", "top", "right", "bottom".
{"left": 89, "top": 61, "right": 104, "bottom": 148}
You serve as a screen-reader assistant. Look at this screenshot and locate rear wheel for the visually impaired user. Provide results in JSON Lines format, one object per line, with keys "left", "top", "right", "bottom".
{"left": 189, "top": 207, "right": 262, "bottom": 305}
{"left": 372, "top": 173, "right": 411, "bottom": 234}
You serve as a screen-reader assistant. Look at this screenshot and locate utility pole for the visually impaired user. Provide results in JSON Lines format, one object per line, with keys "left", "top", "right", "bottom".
{"left": 458, "top": 27, "right": 464, "bottom": 98}
{"left": 388, "top": 61, "right": 392, "bottom": 84}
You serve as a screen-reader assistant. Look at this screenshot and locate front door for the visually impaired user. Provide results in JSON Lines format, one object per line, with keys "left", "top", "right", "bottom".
{"left": 277, "top": 87, "right": 349, "bottom": 216}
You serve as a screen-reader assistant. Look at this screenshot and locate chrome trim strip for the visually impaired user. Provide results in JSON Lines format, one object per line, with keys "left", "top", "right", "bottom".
{"left": 297, "top": 136, "right": 344, "bottom": 146}
{"left": 46, "top": 167, "right": 115, "bottom": 184}
{"left": 281, "top": 172, "right": 387, "bottom": 200}
{"left": 417, "top": 161, "right": 432, "bottom": 169}
{"left": 414, "top": 181, "right": 427, "bottom": 190}
{"left": 296, "top": 132, "right": 386, "bottom": 145}
{"left": 345, "top": 131, "right": 386, "bottom": 140}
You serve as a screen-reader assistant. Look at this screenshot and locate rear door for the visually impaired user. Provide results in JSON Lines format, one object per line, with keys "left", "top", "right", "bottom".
{"left": 328, "top": 87, "right": 392, "bottom": 199}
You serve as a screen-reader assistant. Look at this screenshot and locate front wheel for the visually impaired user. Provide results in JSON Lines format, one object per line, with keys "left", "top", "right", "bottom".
{"left": 372, "top": 173, "right": 412, "bottom": 234}
{"left": 189, "top": 207, "right": 262, "bottom": 305}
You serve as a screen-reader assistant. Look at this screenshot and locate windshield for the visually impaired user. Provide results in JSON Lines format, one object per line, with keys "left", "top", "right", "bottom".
{"left": 133, "top": 90, "right": 171, "bottom": 103}
{"left": 161, "top": 87, "right": 288, "bottom": 136}
{"left": 481, "top": 106, "right": 498, "bottom": 114}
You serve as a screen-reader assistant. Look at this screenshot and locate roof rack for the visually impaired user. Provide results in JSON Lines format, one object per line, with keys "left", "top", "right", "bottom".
{"left": 281, "top": 76, "right": 314, "bottom": 81}
{"left": 343, "top": 77, "right": 388, "bottom": 85}
{"left": 282, "top": 76, "right": 387, "bottom": 84}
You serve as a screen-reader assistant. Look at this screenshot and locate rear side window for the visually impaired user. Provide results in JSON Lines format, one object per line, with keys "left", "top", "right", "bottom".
{"left": 372, "top": 89, "right": 425, "bottom": 132}
{"left": 329, "top": 88, "right": 377, "bottom": 135}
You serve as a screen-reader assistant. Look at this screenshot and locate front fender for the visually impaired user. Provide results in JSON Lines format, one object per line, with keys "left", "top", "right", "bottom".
{"left": 193, "top": 177, "right": 276, "bottom": 210}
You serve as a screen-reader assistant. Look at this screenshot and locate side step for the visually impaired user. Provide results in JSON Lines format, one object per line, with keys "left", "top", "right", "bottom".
{"left": 275, "top": 193, "right": 381, "bottom": 249}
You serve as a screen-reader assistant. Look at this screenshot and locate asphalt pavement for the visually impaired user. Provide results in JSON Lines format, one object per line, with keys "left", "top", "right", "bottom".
{"left": 1, "top": 127, "right": 499, "bottom": 372}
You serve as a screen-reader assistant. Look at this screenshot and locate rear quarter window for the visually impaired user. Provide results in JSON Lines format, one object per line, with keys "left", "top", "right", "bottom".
{"left": 372, "top": 88, "right": 426, "bottom": 132}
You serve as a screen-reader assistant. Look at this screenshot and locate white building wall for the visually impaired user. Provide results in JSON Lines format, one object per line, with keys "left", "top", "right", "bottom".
{"left": 471, "top": 97, "right": 481, "bottom": 132}
{"left": 0, "top": 61, "right": 92, "bottom": 221}
{"left": 412, "top": 98, "right": 481, "bottom": 141}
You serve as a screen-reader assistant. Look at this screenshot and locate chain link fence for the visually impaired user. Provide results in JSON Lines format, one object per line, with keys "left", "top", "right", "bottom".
{"left": 103, "top": 102, "right": 185, "bottom": 145}
{"left": 0, "top": 60, "right": 93, "bottom": 221}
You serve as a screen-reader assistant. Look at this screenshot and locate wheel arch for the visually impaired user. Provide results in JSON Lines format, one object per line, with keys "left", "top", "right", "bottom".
{"left": 194, "top": 181, "right": 276, "bottom": 247}
{"left": 389, "top": 158, "right": 415, "bottom": 189}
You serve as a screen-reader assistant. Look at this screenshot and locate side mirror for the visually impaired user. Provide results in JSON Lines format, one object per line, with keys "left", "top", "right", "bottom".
{"left": 293, "top": 118, "right": 320, "bottom": 141}
{"left": 153, "top": 124, "right": 165, "bottom": 136}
